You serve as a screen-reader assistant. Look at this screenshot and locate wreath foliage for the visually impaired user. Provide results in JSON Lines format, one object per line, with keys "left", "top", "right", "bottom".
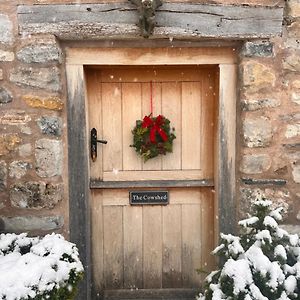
{"left": 131, "top": 114, "right": 176, "bottom": 162}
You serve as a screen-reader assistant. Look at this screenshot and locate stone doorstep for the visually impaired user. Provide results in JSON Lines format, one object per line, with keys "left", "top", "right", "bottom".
{"left": 103, "top": 289, "right": 200, "bottom": 300}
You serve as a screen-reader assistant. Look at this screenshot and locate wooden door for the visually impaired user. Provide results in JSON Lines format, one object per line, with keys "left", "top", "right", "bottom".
{"left": 86, "top": 66, "right": 217, "bottom": 293}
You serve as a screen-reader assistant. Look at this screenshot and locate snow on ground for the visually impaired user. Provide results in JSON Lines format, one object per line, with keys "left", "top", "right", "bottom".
{"left": 0, "top": 233, "right": 83, "bottom": 300}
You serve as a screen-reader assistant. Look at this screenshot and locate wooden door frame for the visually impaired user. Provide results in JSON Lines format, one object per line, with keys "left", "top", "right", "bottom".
{"left": 65, "top": 47, "right": 237, "bottom": 300}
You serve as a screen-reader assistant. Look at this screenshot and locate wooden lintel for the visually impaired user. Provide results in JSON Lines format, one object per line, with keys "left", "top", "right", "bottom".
{"left": 90, "top": 179, "right": 214, "bottom": 189}
{"left": 17, "top": 3, "right": 283, "bottom": 40}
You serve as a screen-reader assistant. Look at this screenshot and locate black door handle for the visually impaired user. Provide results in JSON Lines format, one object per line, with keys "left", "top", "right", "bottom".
{"left": 91, "top": 128, "right": 107, "bottom": 162}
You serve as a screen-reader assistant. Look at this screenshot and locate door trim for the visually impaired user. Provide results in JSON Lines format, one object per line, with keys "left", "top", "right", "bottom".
{"left": 65, "top": 47, "right": 237, "bottom": 299}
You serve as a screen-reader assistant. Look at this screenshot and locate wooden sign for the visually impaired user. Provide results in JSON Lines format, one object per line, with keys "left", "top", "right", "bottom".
{"left": 130, "top": 191, "right": 169, "bottom": 205}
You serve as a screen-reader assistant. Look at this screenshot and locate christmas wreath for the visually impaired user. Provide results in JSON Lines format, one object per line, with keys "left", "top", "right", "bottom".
{"left": 131, "top": 114, "right": 176, "bottom": 162}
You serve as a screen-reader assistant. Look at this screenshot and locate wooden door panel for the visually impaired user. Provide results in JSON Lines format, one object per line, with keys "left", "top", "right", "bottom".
{"left": 88, "top": 66, "right": 217, "bottom": 292}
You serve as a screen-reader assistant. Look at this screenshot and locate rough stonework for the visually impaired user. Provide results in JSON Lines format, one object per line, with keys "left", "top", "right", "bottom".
{"left": 9, "top": 67, "right": 61, "bottom": 92}
{"left": 0, "top": 14, "right": 13, "bottom": 44}
{"left": 35, "top": 139, "right": 63, "bottom": 177}
{"left": 0, "top": 0, "right": 299, "bottom": 237}
{"left": 17, "top": 42, "right": 62, "bottom": 64}
{"left": 240, "top": 154, "right": 271, "bottom": 174}
{"left": 9, "top": 161, "right": 31, "bottom": 179}
{"left": 23, "top": 95, "right": 63, "bottom": 110}
{"left": 0, "top": 87, "right": 13, "bottom": 104}
{"left": 243, "top": 117, "right": 273, "bottom": 147}
{"left": 0, "top": 215, "right": 64, "bottom": 232}
{"left": 10, "top": 181, "right": 63, "bottom": 209}
{"left": 0, "top": 161, "right": 7, "bottom": 192}
{"left": 37, "top": 116, "right": 62, "bottom": 136}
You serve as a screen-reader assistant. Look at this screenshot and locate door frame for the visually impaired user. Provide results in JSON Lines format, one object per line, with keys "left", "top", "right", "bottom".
{"left": 65, "top": 47, "right": 237, "bottom": 299}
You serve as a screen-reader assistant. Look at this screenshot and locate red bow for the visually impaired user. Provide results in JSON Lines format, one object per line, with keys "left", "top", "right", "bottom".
{"left": 142, "top": 115, "right": 168, "bottom": 144}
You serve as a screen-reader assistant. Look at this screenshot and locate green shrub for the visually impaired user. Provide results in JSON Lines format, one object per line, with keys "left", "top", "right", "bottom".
{"left": 0, "top": 233, "right": 84, "bottom": 300}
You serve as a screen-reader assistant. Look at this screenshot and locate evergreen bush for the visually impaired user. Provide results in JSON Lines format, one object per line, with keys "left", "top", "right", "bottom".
{"left": 199, "top": 197, "right": 300, "bottom": 300}
{"left": 0, "top": 233, "right": 83, "bottom": 300}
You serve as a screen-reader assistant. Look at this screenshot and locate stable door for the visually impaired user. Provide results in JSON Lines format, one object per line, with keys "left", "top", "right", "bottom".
{"left": 86, "top": 66, "right": 217, "bottom": 294}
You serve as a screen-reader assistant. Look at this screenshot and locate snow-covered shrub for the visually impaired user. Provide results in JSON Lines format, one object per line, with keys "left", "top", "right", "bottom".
{"left": 0, "top": 233, "right": 84, "bottom": 300}
{"left": 198, "top": 197, "right": 300, "bottom": 300}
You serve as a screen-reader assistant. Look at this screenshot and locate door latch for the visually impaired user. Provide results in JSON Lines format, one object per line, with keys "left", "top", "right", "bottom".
{"left": 91, "top": 128, "right": 107, "bottom": 162}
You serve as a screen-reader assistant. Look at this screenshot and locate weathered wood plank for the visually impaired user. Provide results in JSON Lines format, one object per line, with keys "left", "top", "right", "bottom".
{"left": 103, "top": 206, "right": 124, "bottom": 289}
{"left": 123, "top": 206, "right": 143, "bottom": 289}
{"left": 18, "top": 3, "right": 283, "bottom": 40}
{"left": 218, "top": 64, "right": 237, "bottom": 235}
{"left": 66, "top": 64, "right": 91, "bottom": 300}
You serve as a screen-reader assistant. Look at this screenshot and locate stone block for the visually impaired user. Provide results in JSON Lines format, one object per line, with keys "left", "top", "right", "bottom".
{"left": 292, "top": 92, "right": 300, "bottom": 105}
{"left": 292, "top": 164, "right": 300, "bottom": 183}
{"left": 285, "top": 124, "right": 300, "bottom": 138}
{"left": 242, "top": 98, "right": 280, "bottom": 111}
{"left": 243, "top": 117, "right": 273, "bottom": 147}
{"left": 287, "top": 0, "right": 300, "bottom": 18}
{"left": 242, "top": 41, "right": 273, "bottom": 57}
{"left": 37, "top": 116, "right": 62, "bottom": 136}
{"left": 0, "top": 87, "right": 13, "bottom": 104}
{"left": 10, "top": 181, "right": 63, "bottom": 209}
{"left": 35, "top": 139, "right": 62, "bottom": 177}
{"left": 0, "top": 161, "right": 7, "bottom": 192}
{"left": 18, "top": 143, "right": 32, "bottom": 157}
{"left": 9, "top": 161, "right": 31, "bottom": 179}
{"left": 0, "top": 110, "right": 31, "bottom": 125}
{"left": 240, "top": 154, "right": 271, "bottom": 174}
{"left": 280, "top": 225, "right": 300, "bottom": 235}
{"left": 23, "top": 95, "right": 63, "bottom": 111}
{"left": 288, "top": 21, "right": 300, "bottom": 39}
{"left": 0, "top": 215, "right": 64, "bottom": 232}
{"left": 0, "top": 134, "right": 21, "bottom": 156}
{"left": 283, "top": 54, "right": 300, "bottom": 72}
{"left": 0, "top": 69, "right": 3, "bottom": 80}
{"left": 0, "top": 50, "right": 14, "bottom": 62}
{"left": 292, "top": 80, "right": 300, "bottom": 89}
{"left": 17, "top": 42, "right": 62, "bottom": 64}
{"left": 0, "top": 14, "right": 13, "bottom": 44}
{"left": 242, "top": 62, "right": 276, "bottom": 93}
{"left": 10, "top": 67, "right": 61, "bottom": 92}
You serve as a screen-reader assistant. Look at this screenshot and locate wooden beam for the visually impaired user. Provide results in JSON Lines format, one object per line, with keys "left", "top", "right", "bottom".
{"left": 66, "top": 65, "right": 91, "bottom": 300}
{"left": 17, "top": 3, "right": 283, "bottom": 40}
{"left": 217, "top": 64, "right": 237, "bottom": 235}
{"left": 90, "top": 179, "right": 214, "bottom": 189}
{"left": 66, "top": 47, "right": 237, "bottom": 65}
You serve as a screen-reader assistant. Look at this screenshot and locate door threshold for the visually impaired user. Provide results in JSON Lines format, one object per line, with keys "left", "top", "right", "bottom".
{"left": 103, "top": 288, "right": 200, "bottom": 300}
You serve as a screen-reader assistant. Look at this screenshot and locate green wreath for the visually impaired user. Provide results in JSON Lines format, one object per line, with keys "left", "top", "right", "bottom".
{"left": 131, "top": 114, "right": 176, "bottom": 162}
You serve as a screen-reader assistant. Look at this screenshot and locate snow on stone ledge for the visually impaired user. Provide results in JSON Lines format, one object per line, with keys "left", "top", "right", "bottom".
{"left": 0, "top": 233, "right": 83, "bottom": 300}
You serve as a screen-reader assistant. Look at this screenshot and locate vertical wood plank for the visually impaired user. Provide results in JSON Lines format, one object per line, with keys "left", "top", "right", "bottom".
{"left": 201, "top": 188, "right": 216, "bottom": 282}
{"left": 218, "top": 64, "right": 237, "bottom": 235}
{"left": 201, "top": 69, "right": 215, "bottom": 179}
{"left": 91, "top": 190, "right": 104, "bottom": 292}
{"left": 162, "top": 82, "right": 182, "bottom": 170}
{"left": 102, "top": 82, "right": 122, "bottom": 172}
{"left": 143, "top": 206, "right": 162, "bottom": 288}
{"left": 182, "top": 82, "right": 201, "bottom": 170}
{"left": 87, "top": 70, "right": 103, "bottom": 180}
{"left": 182, "top": 203, "right": 202, "bottom": 287}
{"left": 103, "top": 205, "right": 124, "bottom": 289}
{"left": 122, "top": 83, "right": 142, "bottom": 171}
{"left": 162, "top": 205, "right": 182, "bottom": 288}
{"left": 66, "top": 64, "right": 91, "bottom": 300}
{"left": 123, "top": 206, "right": 143, "bottom": 289}
{"left": 142, "top": 81, "right": 162, "bottom": 170}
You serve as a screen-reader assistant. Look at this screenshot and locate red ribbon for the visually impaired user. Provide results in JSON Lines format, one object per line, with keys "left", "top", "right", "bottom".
{"left": 142, "top": 115, "right": 168, "bottom": 144}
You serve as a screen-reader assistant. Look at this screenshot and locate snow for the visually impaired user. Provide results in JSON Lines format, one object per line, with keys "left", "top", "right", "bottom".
{"left": 0, "top": 233, "right": 83, "bottom": 300}
{"left": 275, "top": 244, "right": 287, "bottom": 260}
{"left": 270, "top": 208, "right": 284, "bottom": 221}
{"left": 239, "top": 216, "right": 259, "bottom": 227}
{"left": 263, "top": 216, "right": 278, "bottom": 228}
{"left": 284, "top": 275, "right": 297, "bottom": 294}
{"left": 256, "top": 230, "right": 272, "bottom": 244}
{"left": 222, "top": 259, "right": 253, "bottom": 295}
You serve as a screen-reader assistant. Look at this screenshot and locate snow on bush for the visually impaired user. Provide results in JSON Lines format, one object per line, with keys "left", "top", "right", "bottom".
{"left": 0, "top": 233, "right": 83, "bottom": 300}
{"left": 198, "top": 196, "right": 300, "bottom": 300}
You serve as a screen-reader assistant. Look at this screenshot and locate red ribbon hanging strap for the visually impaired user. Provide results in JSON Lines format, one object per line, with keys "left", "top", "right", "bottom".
{"left": 142, "top": 115, "right": 168, "bottom": 144}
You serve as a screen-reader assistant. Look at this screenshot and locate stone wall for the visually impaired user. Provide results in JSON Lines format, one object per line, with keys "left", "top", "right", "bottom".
{"left": 0, "top": 0, "right": 299, "bottom": 236}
